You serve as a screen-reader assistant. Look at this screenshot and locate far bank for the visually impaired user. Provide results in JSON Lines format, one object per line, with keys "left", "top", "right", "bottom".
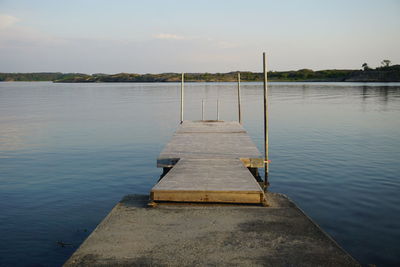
{"left": 1, "top": 65, "right": 400, "bottom": 83}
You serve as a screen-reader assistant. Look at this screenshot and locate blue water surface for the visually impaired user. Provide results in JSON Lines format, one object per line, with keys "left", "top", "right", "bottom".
{"left": 0, "top": 82, "right": 399, "bottom": 266}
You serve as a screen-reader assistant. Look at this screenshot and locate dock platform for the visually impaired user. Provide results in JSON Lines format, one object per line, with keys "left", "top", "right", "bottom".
{"left": 152, "top": 121, "right": 266, "bottom": 204}
{"left": 64, "top": 58, "right": 359, "bottom": 266}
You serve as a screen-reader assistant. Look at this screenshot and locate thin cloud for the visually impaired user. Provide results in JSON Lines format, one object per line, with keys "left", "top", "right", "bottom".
{"left": 216, "top": 41, "right": 240, "bottom": 49}
{"left": 153, "top": 33, "right": 185, "bottom": 40}
{"left": 0, "top": 14, "right": 19, "bottom": 29}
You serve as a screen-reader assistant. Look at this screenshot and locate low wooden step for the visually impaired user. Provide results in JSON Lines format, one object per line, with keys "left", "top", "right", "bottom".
{"left": 151, "top": 158, "right": 266, "bottom": 204}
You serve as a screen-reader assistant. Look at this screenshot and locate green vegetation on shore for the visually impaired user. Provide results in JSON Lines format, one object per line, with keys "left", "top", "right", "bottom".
{"left": 1, "top": 64, "right": 399, "bottom": 83}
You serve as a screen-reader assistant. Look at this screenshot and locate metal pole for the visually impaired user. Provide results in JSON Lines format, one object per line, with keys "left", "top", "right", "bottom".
{"left": 216, "top": 99, "right": 219, "bottom": 121}
{"left": 202, "top": 99, "right": 204, "bottom": 121}
{"left": 180, "top": 73, "right": 184, "bottom": 124}
{"left": 237, "top": 72, "right": 242, "bottom": 124}
{"left": 263, "top": 52, "right": 269, "bottom": 188}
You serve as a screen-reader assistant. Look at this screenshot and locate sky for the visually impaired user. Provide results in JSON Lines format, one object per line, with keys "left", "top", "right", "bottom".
{"left": 0, "top": 0, "right": 399, "bottom": 73}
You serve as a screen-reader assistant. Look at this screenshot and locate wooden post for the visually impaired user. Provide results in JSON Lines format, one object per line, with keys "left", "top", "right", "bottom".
{"left": 237, "top": 72, "right": 242, "bottom": 124}
{"left": 202, "top": 99, "right": 205, "bottom": 121}
{"left": 216, "top": 99, "right": 219, "bottom": 121}
{"left": 180, "top": 73, "right": 184, "bottom": 124}
{"left": 263, "top": 53, "right": 269, "bottom": 188}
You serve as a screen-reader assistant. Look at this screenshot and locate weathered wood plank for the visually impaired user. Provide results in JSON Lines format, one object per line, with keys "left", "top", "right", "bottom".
{"left": 151, "top": 191, "right": 264, "bottom": 204}
{"left": 153, "top": 121, "right": 266, "bottom": 204}
{"left": 152, "top": 158, "right": 265, "bottom": 204}
{"left": 157, "top": 121, "right": 263, "bottom": 168}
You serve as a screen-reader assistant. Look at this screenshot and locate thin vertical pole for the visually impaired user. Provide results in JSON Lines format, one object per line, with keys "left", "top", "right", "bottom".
{"left": 216, "top": 99, "right": 219, "bottom": 121}
{"left": 180, "top": 73, "right": 184, "bottom": 124}
{"left": 263, "top": 52, "right": 269, "bottom": 188}
{"left": 202, "top": 99, "right": 204, "bottom": 121}
{"left": 237, "top": 72, "right": 242, "bottom": 124}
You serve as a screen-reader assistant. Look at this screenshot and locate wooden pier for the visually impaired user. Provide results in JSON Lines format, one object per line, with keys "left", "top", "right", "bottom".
{"left": 152, "top": 120, "right": 266, "bottom": 204}
{"left": 64, "top": 54, "right": 360, "bottom": 266}
{"left": 152, "top": 55, "right": 269, "bottom": 206}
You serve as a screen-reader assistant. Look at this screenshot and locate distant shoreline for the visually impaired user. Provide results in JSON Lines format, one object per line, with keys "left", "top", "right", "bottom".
{"left": 1, "top": 65, "right": 399, "bottom": 83}
{"left": 2, "top": 80, "right": 400, "bottom": 83}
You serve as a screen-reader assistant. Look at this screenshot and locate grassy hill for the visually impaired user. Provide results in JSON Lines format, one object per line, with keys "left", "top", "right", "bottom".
{"left": 1, "top": 65, "right": 399, "bottom": 83}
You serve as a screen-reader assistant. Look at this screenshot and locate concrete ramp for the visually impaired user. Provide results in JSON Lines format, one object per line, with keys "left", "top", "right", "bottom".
{"left": 64, "top": 194, "right": 360, "bottom": 267}
{"left": 151, "top": 158, "right": 266, "bottom": 204}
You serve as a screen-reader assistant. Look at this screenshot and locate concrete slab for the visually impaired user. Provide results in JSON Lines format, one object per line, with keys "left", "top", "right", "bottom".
{"left": 64, "top": 193, "right": 359, "bottom": 267}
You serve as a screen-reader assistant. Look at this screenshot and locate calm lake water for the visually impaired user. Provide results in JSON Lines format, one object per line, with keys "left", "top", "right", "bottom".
{"left": 0, "top": 82, "right": 400, "bottom": 266}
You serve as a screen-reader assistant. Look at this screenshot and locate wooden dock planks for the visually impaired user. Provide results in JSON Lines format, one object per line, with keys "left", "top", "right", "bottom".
{"left": 152, "top": 158, "right": 265, "bottom": 203}
{"left": 157, "top": 121, "right": 263, "bottom": 168}
{"left": 152, "top": 121, "right": 266, "bottom": 204}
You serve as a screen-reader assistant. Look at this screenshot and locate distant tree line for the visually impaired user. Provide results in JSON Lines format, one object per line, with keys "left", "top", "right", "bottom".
{"left": 1, "top": 61, "right": 399, "bottom": 83}
{"left": 362, "top": 59, "right": 392, "bottom": 71}
{"left": 0, "top": 72, "right": 89, "bottom": 82}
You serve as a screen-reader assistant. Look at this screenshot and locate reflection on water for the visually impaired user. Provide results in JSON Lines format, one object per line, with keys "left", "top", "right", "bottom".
{"left": 0, "top": 117, "right": 44, "bottom": 155}
{"left": 0, "top": 82, "right": 400, "bottom": 266}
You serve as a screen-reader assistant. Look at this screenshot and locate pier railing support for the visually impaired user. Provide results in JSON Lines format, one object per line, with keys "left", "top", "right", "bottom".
{"left": 217, "top": 99, "right": 220, "bottom": 121}
{"left": 263, "top": 53, "right": 269, "bottom": 189}
{"left": 202, "top": 99, "right": 205, "bottom": 121}
{"left": 180, "top": 73, "right": 184, "bottom": 124}
{"left": 237, "top": 72, "right": 242, "bottom": 124}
